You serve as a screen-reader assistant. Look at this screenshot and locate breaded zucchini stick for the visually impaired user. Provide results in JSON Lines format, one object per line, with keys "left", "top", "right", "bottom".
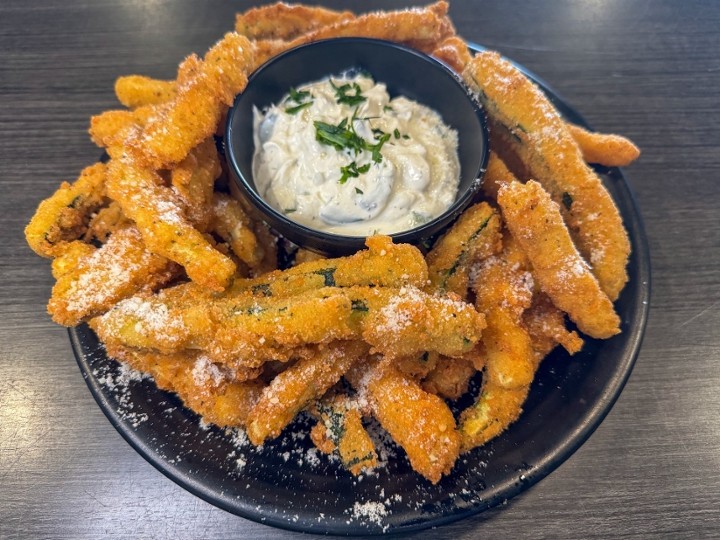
{"left": 246, "top": 340, "right": 368, "bottom": 445}
{"left": 310, "top": 393, "right": 378, "bottom": 476}
{"left": 25, "top": 162, "right": 107, "bottom": 257}
{"left": 170, "top": 138, "right": 221, "bottom": 231}
{"left": 464, "top": 51, "right": 631, "bottom": 300}
{"left": 566, "top": 123, "right": 640, "bottom": 167}
{"left": 105, "top": 157, "right": 236, "bottom": 291}
{"left": 114, "top": 75, "right": 177, "bottom": 109}
{"left": 497, "top": 180, "right": 620, "bottom": 339}
{"left": 48, "top": 226, "right": 179, "bottom": 326}
{"left": 235, "top": 3, "right": 354, "bottom": 41}
{"left": 95, "top": 285, "right": 484, "bottom": 369}
{"left": 358, "top": 360, "right": 461, "bottom": 484}
{"left": 210, "top": 193, "right": 263, "bottom": 269}
{"left": 425, "top": 202, "right": 502, "bottom": 297}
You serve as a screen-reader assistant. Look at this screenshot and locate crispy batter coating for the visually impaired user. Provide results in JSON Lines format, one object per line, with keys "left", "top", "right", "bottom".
{"left": 360, "top": 360, "right": 461, "bottom": 484}
{"left": 460, "top": 232, "right": 536, "bottom": 451}
{"left": 311, "top": 393, "right": 378, "bottom": 475}
{"left": 422, "top": 356, "right": 475, "bottom": 400}
{"left": 235, "top": 3, "right": 354, "bottom": 40}
{"left": 464, "top": 51, "right": 631, "bottom": 300}
{"left": 89, "top": 107, "right": 154, "bottom": 149}
{"left": 497, "top": 180, "right": 620, "bottom": 338}
{"left": 106, "top": 157, "right": 236, "bottom": 291}
{"left": 104, "top": 344, "right": 263, "bottom": 428}
{"left": 210, "top": 193, "right": 263, "bottom": 268}
{"left": 431, "top": 35, "right": 472, "bottom": 73}
{"left": 426, "top": 202, "right": 502, "bottom": 297}
{"left": 114, "top": 75, "right": 177, "bottom": 109}
{"left": 523, "top": 292, "right": 584, "bottom": 365}
{"left": 83, "top": 201, "right": 131, "bottom": 243}
{"left": 247, "top": 341, "right": 366, "bottom": 444}
{"left": 252, "top": 2, "right": 454, "bottom": 66}
{"left": 25, "top": 163, "right": 107, "bottom": 257}
{"left": 566, "top": 123, "right": 641, "bottom": 167}
{"left": 48, "top": 227, "right": 179, "bottom": 326}
{"left": 170, "top": 138, "right": 221, "bottom": 231}
{"left": 95, "top": 284, "right": 484, "bottom": 370}
{"left": 130, "top": 33, "right": 255, "bottom": 169}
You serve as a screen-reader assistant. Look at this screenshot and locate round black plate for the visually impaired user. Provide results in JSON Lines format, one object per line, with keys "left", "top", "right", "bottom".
{"left": 69, "top": 43, "right": 650, "bottom": 535}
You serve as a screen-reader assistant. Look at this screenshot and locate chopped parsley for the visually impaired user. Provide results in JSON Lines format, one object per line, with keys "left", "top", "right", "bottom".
{"left": 339, "top": 161, "right": 371, "bottom": 184}
{"left": 330, "top": 80, "right": 366, "bottom": 106}
{"left": 354, "top": 187, "right": 364, "bottom": 195}
{"left": 284, "top": 87, "right": 313, "bottom": 114}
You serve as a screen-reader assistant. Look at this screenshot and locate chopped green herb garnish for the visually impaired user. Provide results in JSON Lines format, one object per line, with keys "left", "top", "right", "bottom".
{"left": 393, "top": 128, "right": 401, "bottom": 139}
{"left": 330, "top": 80, "right": 366, "bottom": 106}
{"left": 284, "top": 87, "right": 313, "bottom": 114}
{"left": 284, "top": 208, "right": 296, "bottom": 214}
{"left": 383, "top": 105, "right": 394, "bottom": 112}
{"left": 339, "top": 161, "right": 371, "bottom": 184}
{"left": 285, "top": 101, "right": 312, "bottom": 114}
{"left": 354, "top": 187, "right": 364, "bottom": 195}
{"left": 402, "top": 134, "right": 410, "bottom": 140}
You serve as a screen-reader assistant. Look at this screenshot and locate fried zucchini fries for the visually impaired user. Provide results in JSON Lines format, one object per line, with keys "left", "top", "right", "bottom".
{"left": 26, "top": 1, "right": 638, "bottom": 484}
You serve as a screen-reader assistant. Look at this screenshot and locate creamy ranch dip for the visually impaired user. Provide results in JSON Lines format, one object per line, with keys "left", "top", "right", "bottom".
{"left": 252, "top": 74, "right": 460, "bottom": 236}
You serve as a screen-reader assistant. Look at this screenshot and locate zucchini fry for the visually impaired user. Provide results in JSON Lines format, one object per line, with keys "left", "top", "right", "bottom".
{"left": 497, "top": 180, "right": 620, "bottom": 338}
{"left": 235, "top": 3, "right": 354, "bottom": 41}
{"left": 425, "top": 202, "right": 502, "bottom": 297}
{"left": 106, "top": 157, "right": 236, "bottom": 291}
{"left": 246, "top": 341, "right": 368, "bottom": 445}
{"left": 48, "top": 226, "right": 179, "bottom": 326}
{"left": 210, "top": 193, "right": 263, "bottom": 269}
{"left": 464, "top": 51, "right": 630, "bottom": 300}
{"left": 25, "top": 163, "right": 107, "bottom": 257}
{"left": 310, "top": 393, "right": 378, "bottom": 476}
{"left": 358, "top": 360, "right": 461, "bottom": 484}
{"left": 567, "top": 123, "right": 640, "bottom": 167}
{"left": 114, "top": 75, "right": 177, "bottom": 109}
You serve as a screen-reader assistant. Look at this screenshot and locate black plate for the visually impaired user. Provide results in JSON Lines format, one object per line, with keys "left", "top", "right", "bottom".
{"left": 69, "top": 43, "right": 650, "bottom": 535}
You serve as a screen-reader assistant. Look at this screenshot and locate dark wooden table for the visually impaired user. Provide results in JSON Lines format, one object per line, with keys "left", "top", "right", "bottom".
{"left": 2, "top": 1, "right": 719, "bottom": 538}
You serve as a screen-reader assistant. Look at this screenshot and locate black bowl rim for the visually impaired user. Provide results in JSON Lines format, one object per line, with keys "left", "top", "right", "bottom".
{"left": 69, "top": 42, "right": 650, "bottom": 535}
{"left": 225, "top": 37, "right": 490, "bottom": 252}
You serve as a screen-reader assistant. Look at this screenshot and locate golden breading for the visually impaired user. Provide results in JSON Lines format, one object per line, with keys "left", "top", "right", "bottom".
{"left": 130, "top": 32, "right": 255, "bottom": 169}
{"left": 459, "top": 233, "right": 537, "bottom": 451}
{"left": 89, "top": 107, "right": 154, "bottom": 149}
{"left": 170, "top": 138, "right": 221, "bottom": 231}
{"left": 464, "top": 51, "right": 631, "bottom": 300}
{"left": 246, "top": 340, "right": 367, "bottom": 445}
{"left": 235, "top": 3, "right": 354, "bottom": 40}
{"left": 523, "top": 292, "right": 584, "bottom": 366}
{"left": 430, "top": 35, "right": 472, "bottom": 73}
{"left": 422, "top": 356, "right": 475, "bottom": 400}
{"left": 497, "top": 180, "right": 621, "bottom": 339}
{"left": 425, "top": 202, "right": 502, "bottom": 297}
{"left": 94, "top": 283, "right": 484, "bottom": 369}
{"left": 105, "top": 157, "right": 237, "bottom": 291}
{"left": 25, "top": 162, "right": 107, "bottom": 257}
{"left": 104, "top": 344, "right": 263, "bottom": 428}
{"left": 210, "top": 193, "right": 263, "bottom": 269}
{"left": 566, "top": 123, "right": 641, "bottom": 167}
{"left": 311, "top": 394, "right": 378, "bottom": 476}
{"left": 83, "top": 201, "right": 131, "bottom": 243}
{"left": 48, "top": 227, "right": 179, "bottom": 326}
{"left": 114, "top": 75, "right": 177, "bottom": 109}
{"left": 360, "top": 360, "right": 461, "bottom": 484}
{"left": 251, "top": 2, "right": 454, "bottom": 66}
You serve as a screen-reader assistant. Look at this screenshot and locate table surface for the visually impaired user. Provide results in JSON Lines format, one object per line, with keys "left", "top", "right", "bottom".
{"left": 2, "top": 1, "right": 719, "bottom": 538}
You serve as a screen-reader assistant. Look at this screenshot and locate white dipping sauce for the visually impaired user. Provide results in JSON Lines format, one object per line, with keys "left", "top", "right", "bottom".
{"left": 252, "top": 74, "right": 460, "bottom": 236}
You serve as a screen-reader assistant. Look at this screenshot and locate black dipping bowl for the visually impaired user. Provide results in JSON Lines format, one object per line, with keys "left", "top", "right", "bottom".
{"left": 225, "top": 38, "right": 489, "bottom": 255}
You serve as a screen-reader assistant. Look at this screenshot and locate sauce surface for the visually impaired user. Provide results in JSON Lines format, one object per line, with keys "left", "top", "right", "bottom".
{"left": 252, "top": 74, "right": 460, "bottom": 236}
